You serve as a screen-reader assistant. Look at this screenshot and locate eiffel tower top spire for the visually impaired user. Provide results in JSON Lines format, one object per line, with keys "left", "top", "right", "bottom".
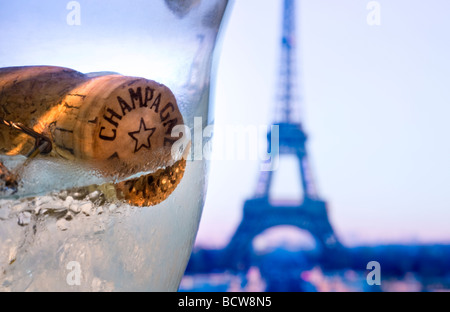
{"left": 275, "top": 0, "right": 301, "bottom": 124}
{"left": 254, "top": 0, "right": 319, "bottom": 200}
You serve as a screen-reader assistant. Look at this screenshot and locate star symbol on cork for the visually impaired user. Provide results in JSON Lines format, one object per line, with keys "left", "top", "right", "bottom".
{"left": 128, "top": 118, "right": 156, "bottom": 153}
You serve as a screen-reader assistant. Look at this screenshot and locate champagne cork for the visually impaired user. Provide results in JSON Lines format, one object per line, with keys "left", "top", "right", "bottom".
{"left": 0, "top": 66, "right": 188, "bottom": 206}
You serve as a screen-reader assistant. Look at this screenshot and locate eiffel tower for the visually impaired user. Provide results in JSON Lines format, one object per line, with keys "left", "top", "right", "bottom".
{"left": 223, "top": 0, "right": 342, "bottom": 271}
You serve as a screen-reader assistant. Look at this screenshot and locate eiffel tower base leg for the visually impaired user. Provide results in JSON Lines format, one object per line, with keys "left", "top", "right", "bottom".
{"left": 222, "top": 198, "right": 345, "bottom": 272}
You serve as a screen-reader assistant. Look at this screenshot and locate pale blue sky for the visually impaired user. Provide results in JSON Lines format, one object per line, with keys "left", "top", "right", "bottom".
{"left": 197, "top": 0, "right": 450, "bottom": 247}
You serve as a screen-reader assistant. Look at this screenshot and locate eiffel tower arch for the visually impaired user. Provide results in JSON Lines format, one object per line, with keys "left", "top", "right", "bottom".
{"left": 223, "top": 126, "right": 343, "bottom": 270}
{"left": 222, "top": 0, "right": 342, "bottom": 271}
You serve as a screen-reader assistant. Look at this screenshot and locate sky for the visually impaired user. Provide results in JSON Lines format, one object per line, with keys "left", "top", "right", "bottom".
{"left": 1, "top": 0, "right": 450, "bottom": 249}
{"left": 196, "top": 0, "right": 450, "bottom": 248}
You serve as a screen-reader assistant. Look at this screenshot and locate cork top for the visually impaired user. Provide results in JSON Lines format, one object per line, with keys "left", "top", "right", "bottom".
{"left": 52, "top": 75, "right": 185, "bottom": 179}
